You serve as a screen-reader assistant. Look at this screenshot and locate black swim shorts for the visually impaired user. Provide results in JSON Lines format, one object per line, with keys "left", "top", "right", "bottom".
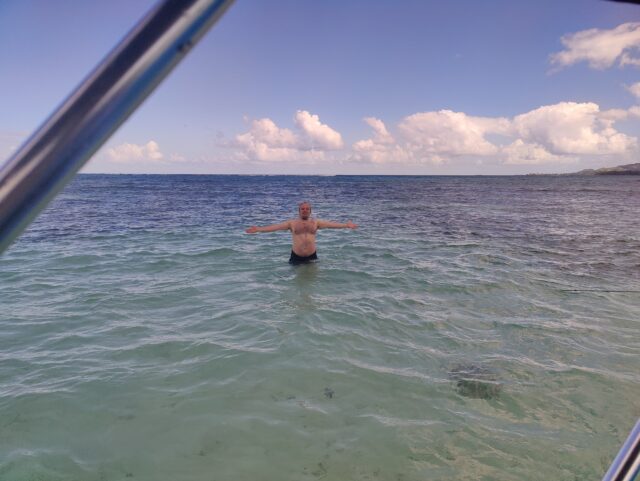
{"left": 289, "top": 251, "right": 318, "bottom": 265}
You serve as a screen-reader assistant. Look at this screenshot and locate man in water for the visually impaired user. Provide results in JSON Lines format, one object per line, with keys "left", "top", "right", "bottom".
{"left": 246, "top": 201, "right": 358, "bottom": 264}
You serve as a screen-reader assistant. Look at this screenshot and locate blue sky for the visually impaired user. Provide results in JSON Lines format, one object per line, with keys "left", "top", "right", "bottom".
{"left": 1, "top": 0, "right": 640, "bottom": 175}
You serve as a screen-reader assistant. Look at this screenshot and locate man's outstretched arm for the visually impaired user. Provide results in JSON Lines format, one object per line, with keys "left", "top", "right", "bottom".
{"left": 246, "top": 221, "right": 291, "bottom": 234}
{"left": 317, "top": 220, "right": 358, "bottom": 229}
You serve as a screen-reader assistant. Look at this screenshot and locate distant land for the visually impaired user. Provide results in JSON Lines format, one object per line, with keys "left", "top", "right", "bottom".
{"left": 572, "top": 162, "right": 640, "bottom": 175}
{"left": 528, "top": 162, "right": 640, "bottom": 176}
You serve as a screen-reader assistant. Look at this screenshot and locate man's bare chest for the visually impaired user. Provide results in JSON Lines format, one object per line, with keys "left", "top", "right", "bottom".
{"left": 292, "top": 220, "right": 317, "bottom": 235}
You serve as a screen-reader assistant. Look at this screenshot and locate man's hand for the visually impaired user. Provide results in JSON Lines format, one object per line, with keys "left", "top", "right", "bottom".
{"left": 346, "top": 221, "right": 358, "bottom": 229}
{"left": 246, "top": 226, "right": 258, "bottom": 234}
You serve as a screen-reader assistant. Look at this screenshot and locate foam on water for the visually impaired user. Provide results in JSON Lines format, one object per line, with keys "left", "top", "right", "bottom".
{"left": 1, "top": 174, "right": 639, "bottom": 480}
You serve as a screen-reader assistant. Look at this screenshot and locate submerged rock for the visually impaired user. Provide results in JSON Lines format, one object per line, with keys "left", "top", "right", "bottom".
{"left": 448, "top": 363, "right": 501, "bottom": 400}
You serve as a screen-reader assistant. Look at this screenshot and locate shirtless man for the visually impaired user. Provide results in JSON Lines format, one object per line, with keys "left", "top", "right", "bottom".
{"left": 245, "top": 201, "right": 358, "bottom": 264}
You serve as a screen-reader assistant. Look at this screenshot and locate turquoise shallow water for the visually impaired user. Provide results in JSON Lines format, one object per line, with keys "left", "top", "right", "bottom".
{"left": 1, "top": 174, "right": 639, "bottom": 481}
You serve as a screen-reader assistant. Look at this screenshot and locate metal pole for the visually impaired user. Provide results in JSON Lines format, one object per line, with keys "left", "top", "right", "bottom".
{"left": 0, "top": 0, "right": 235, "bottom": 254}
{"left": 602, "top": 419, "right": 640, "bottom": 481}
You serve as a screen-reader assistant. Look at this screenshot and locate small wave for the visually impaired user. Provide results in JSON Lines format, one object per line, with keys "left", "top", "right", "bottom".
{"left": 55, "top": 254, "right": 105, "bottom": 266}
{"left": 360, "top": 413, "right": 444, "bottom": 428}
{"left": 174, "top": 247, "right": 240, "bottom": 259}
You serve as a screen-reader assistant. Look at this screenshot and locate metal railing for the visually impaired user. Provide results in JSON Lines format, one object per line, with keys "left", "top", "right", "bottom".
{"left": 0, "top": 0, "right": 235, "bottom": 254}
{"left": 602, "top": 419, "right": 640, "bottom": 481}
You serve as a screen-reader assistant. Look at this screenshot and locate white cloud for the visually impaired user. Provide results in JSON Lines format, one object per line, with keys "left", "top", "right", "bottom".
{"left": 600, "top": 108, "right": 631, "bottom": 121}
{"left": 348, "top": 101, "right": 637, "bottom": 167}
{"left": 512, "top": 102, "right": 636, "bottom": 155}
{"left": 236, "top": 118, "right": 297, "bottom": 149}
{"left": 362, "top": 117, "right": 394, "bottom": 144}
{"left": 229, "top": 99, "right": 638, "bottom": 169}
{"left": 107, "top": 141, "right": 164, "bottom": 163}
{"left": 350, "top": 111, "right": 512, "bottom": 165}
{"left": 294, "top": 110, "right": 344, "bottom": 150}
{"left": 550, "top": 22, "right": 640, "bottom": 70}
{"left": 352, "top": 140, "right": 414, "bottom": 165}
{"left": 233, "top": 111, "right": 342, "bottom": 163}
{"left": 621, "top": 53, "right": 640, "bottom": 68}
{"left": 350, "top": 117, "right": 413, "bottom": 164}
{"left": 627, "top": 81, "right": 640, "bottom": 99}
{"left": 398, "top": 110, "right": 511, "bottom": 158}
{"left": 503, "top": 140, "right": 575, "bottom": 165}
